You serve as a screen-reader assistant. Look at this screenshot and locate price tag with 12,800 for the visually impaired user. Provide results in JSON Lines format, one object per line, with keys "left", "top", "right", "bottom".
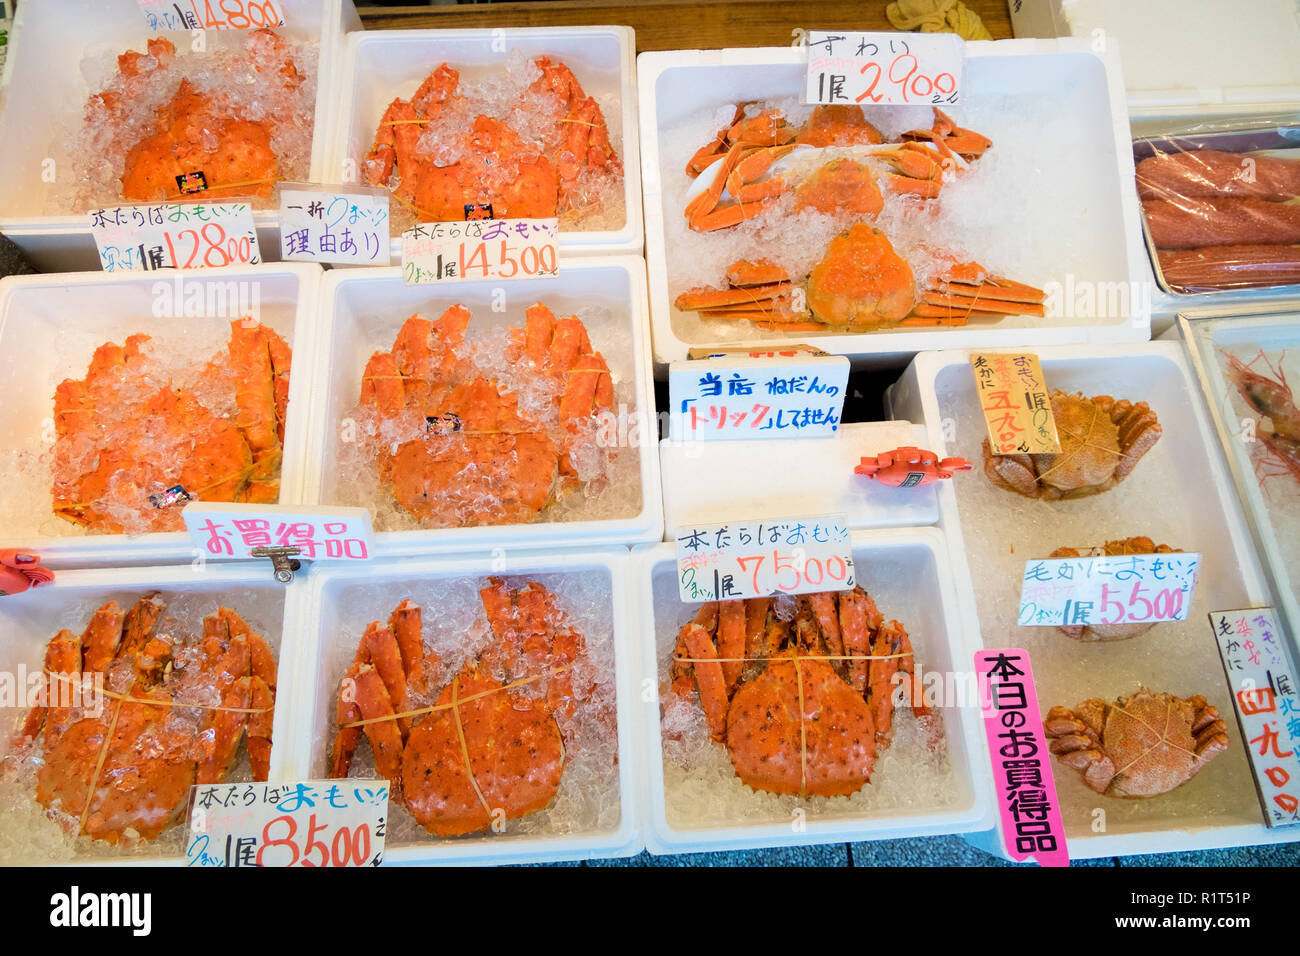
{"left": 401, "top": 218, "right": 559, "bottom": 285}
{"left": 138, "top": 0, "right": 286, "bottom": 31}
{"left": 187, "top": 779, "right": 388, "bottom": 867}
{"left": 1018, "top": 552, "right": 1201, "bottom": 629}
{"left": 805, "top": 30, "right": 963, "bottom": 107}
{"left": 90, "top": 201, "right": 261, "bottom": 273}
{"left": 676, "top": 514, "right": 854, "bottom": 602}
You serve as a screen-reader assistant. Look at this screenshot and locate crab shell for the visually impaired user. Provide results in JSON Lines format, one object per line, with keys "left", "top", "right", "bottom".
{"left": 1044, "top": 688, "right": 1228, "bottom": 798}
{"left": 805, "top": 223, "right": 916, "bottom": 328}
{"left": 1048, "top": 537, "right": 1179, "bottom": 642}
{"left": 983, "top": 390, "right": 1161, "bottom": 500}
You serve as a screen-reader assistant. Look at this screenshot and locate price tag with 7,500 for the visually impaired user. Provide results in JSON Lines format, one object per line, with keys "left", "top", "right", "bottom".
{"left": 401, "top": 218, "right": 559, "bottom": 285}
{"left": 187, "top": 780, "right": 388, "bottom": 867}
{"left": 805, "top": 30, "right": 963, "bottom": 107}
{"left": 676, "top": 514, "right": 854, "bottom": 602}
{"left": 138, "top": 0, "right": 286, "bottom": 31}
{"left": 89, "top": 201, "right": 261, "bottom": 273}
{"left": 1018, "top": 552, "right": 1201, "bottom": 629}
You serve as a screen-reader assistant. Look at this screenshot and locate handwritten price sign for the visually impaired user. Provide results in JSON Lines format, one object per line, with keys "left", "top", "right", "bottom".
{"left": 401, "top": 219, "right": 559, "bottom": 285}
{"left": 90, "top": 201, "right": 261, "bottom": 273}
{"left": 805, "top": 31, "right": 963, "bottom": 107}
{"left": 139, "top": 0, "right": 286, "bottom": 31}
{"left": 1018, "top": 553, "right": 1201, "bottom": 628}
{"left": 676, "top": 514, "right": 854, "bottom": 602}
{"left": 187, "top": 780, "right": 388, "bottom": 868}
{"left": 280, "top": 185, "right": 390, "bottom": 265}
{"left": 972, "top": 352, "right": 1061, "bottom": 456}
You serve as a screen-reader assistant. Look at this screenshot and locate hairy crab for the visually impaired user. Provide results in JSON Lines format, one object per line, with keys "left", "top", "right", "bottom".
{"left": 982, "top": 390, "right": 1162, "bottom": 500}
{"left": 52, "top": 320, "right": 291, "bottom": 533}
{"left": 329, "top": 581, "right": 589, "bottom": 837}
{"left": 12, "top": 597, "right": 276, "bottom": 844}
{"left": 1045, "top": 688, "right": 1228, "bottom": 798}
{"left": 669, "top": 589, "right": 934, "bottom": 797}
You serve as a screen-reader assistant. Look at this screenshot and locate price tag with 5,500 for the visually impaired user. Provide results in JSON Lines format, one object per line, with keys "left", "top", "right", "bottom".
{"left": 90, "top": 201, "right": 261, "bottom": 273}
{"left": 805, "top": 30, "right": 963, "bottom": 107}
{"left": 1018, "top": 552, "right": 1202, "bottom": 629}
{"left": 401, "top": 218, "right": 559, "bottom": 285}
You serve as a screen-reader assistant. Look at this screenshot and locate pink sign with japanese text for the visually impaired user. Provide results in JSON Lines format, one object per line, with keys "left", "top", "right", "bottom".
{"left": 974, "top": 648, "right": 1070, "bottom": 866}
{"left": 183, "top": 504, "right": 373, "bottom": 561}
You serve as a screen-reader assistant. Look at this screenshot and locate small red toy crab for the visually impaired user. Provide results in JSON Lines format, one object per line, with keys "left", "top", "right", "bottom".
{"left": 854, "top": 446, "right": 971, "bottom": 488}
{"left": 0, "top": 551, "right": 55, "bottom": 596}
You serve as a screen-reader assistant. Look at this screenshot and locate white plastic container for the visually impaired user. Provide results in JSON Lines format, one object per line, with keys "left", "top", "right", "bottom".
{"left": 0, "top": 262, "right": 322, "bottom": 568}
{"left": 658, "top": 421, "right": 941, "bottom": 537}
{"left": 0, "top": 562, "right": 295, "bottom": 864}
{"left": 888, "top": 342, "right": 1300, "bottom": 858}
{"left": 326, "top": 26, "right": 643, "bottom": 259}
{"left": 1180, "top": 308, "right": 1300, "bottom": 661}
{"left": 279, "top": 549, "right": 640, "bottom": 865}
{"left": 296, "top": 258, "right": 663, "bottom": 555}
{"left": 638, "top": 40, "right": 1150, "bottom": 369}
{"left": 635, "top": 530, "right": 992, "bottom": 855}
{"left": 0, "top": 0, "right": 361, "bottom": 272}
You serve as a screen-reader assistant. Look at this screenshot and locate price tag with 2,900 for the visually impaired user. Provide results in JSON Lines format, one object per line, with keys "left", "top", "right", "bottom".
{"left": 805, "top": 30, "right": 963, "bottom": 107}
{"left": 90, "top": 201, "right": 261, "bottom": 273}
{"left": 676, "top": 514, "right": 855, "bottom": 602}
{"left": 1018, "top": 552, "right": 1201, "bottom": 629}
{"left": 401, "top": 218, "right": 559, "bottom": 285}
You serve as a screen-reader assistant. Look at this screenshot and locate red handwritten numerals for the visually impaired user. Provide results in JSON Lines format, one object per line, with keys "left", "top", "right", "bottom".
{"left": 1098, "top": 581, "right": 1187, "bottom": 626}
{"left": 163, "top": 222, "right": 257, "bottom": 269}
{"left": 735, "top": 551, "right": 853, "bottom": 595}
{"left": 459, "top": 238, "right": 558, "bottom": 280}
{"left": 858, "top": 54, "right": 957, "bottom": 106}
{"left": 257, "top": 813, "right": 374, "bottom": 867}
{"left": 185, "top": 0, "right": 284, "bottom": 30}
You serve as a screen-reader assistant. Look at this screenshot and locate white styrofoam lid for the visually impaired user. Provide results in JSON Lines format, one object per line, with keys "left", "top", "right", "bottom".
{"left": 1061, "top": 0, "right": 1300, "bottom": 108}
{"left": 659, "top": 421, "right": 942, "bottom": 538}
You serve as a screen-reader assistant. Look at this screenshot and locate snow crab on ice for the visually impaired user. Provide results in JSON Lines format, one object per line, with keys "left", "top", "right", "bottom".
{"left": 358, "top": 303, "right": 612, "bottom": 527}
{"left": 668, "top": 589, "right": 935, "bottom": 797}
{"left": 1047, "top": 537, "right": 1181, "bottom": 642}
{"left": 11, "top": 597, "right": 276, "bottom": 844}
{"left": 329, "top": 581, "right": 589, "bottom": 837}
{"left": 52, "top": 320, "right": 291, "bottom": 533}
{"left": 363, "top": 57, "right": 620, "bottom": 222}
{"left": 982, "top": 390, "right": 1162, "bottom": 500}
{"left": 1045, "top": 688, "right": 1228, "bottom": 798}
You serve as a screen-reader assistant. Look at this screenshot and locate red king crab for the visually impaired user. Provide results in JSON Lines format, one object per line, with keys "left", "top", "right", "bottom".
{"left": 364, "top": 57, "right": 620, "bottom": 221}
{"left": 11, "top": 596, "right": 276, "bottom": 844}
{"left": 358, "top": 302, "right": 613, "bottom": 527}
{"left": 669, "top": 589, "right": 936, "bottom": 797}
{"left": 330, "top": 580, "right": 591, "bottom": 837}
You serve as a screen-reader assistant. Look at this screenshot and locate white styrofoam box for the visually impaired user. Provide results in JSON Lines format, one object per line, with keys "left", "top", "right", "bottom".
{"left": 0, "top": 562, "right": 295, "bottom": 864}
{"left": 1180, "top": 308, "right": 1300, "bottom": 661}
{"left": 327, "top": 27, "right": 643, "bottom": 259}
{"left": 635, "top": 530, "right": 992, "bottom": 855}
{"left": 0, "top": 262, "right": 322, "bottom": 568}
{"left": 0, "top": 0, "right": 360, "bottom": 272}
{"left": 888, "top": 342, "right": 1300, "bottom": 859}
{"left": 280, "top": 549, "right": 640, "bottom": 865}
{"left": 638, "top": 40, "right": 1150, "bottom": 370}
{"left": 297, "top": 258, "right": 662, "bottom": 555}
{"left": 659, "top": 421, "right": 941, "bottom": 538}
{"left": 1011, "top": 0, "right": 1300, "bottom": 122}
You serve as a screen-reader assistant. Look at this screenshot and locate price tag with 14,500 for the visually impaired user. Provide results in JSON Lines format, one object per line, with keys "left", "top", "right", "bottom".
{"left": 676, "top": 514, "right": 854, "bottom": 602}
{"left": 1018, "top": 552, "right": 1201, "bottom": 629}
{"left": 401, "top": 218, "right": 559, "bottom": 285}
{"left": 138, "top": 0, "right": 286, "bottom": 31}
{"left": 187, "top": 780, "right": 387, "bottom": 867}
{"left": 90, "top": 201, "right": 261, "bottom": 273}
{"left": 805, "top": 30, "right": 963, "bottom": 107}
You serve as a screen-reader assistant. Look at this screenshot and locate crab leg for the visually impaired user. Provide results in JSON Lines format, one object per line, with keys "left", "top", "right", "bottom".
{"left": 358, "top": 622, "right": 412, "bottom": 741}
{"left": 13, "top": 629, "right": 83, "bottom": 749}
{"left": 330, "top": 661, "right": 365, "bottom": 778}
{"left": 717, "top": 601, "right": 747, "bottom": 692}
{"left": 245, "top": 676, "right": 275, "bottom": 782}
{"left": 389, "top": 599, "right": 427, "bottom": 694}
{"left": 837, "top": 588, "right": 881, "bottom": 695}
{"left": 351, "top": 664, "right": 406, "bottom": 799}
{"left": 802, "top": 592, "right": 845, "bottom": 658}
{"left": 670, "top": 602, "right": 717, "bottom": 698}
{"left": 682, "top": 623, "right": 728, "bottom": 742}
{"left": 743, "top": 597, "right": 772, "bottom": 662}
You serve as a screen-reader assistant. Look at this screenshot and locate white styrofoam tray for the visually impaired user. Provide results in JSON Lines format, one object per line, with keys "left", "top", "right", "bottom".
{"left": 637, "top": 39, "right": 1150, "bottom": 369}
{"left": 280, "top": 549, "right": 640, "bottom": 865}
{"left": 0, "top": 562, "right": 295, "bottom": 864}
{"left": 635, "top": 530, "right": 992, "bottom": 855}
{"left": 326, "top": 26, "right": 643, "bottom": 259}
{"left": 887, "top": 341, "right": 1300, "bottom": 859}
{"left": 0, "top": 262, "right": 323, "bottom": 568}
{"left": 1180, "top": 308, "right": 1300, "bottom": 662}
{"left": 0, "top": 0, "right": 361, "bottom": 272}
{"left": 659, "top": 421, "right": 940, "bottom": 538}
{"left": 296, "top": 258, "right": 663, "bottom": 555}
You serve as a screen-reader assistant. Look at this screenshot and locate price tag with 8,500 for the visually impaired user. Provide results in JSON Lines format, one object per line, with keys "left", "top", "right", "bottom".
{"left": 138, "top": 0, "right": 286, "bottom": 31}
{"left": 676, "top": 514, "right": 854, "bottom": 602}
{"left": 90, "top": 201, "right": 261, "bottom": 273}
{"left": 187, "top": 779, "right": 388, "bottom": 868}
{"left": 1018, "top": 552, "right": 1202, "bottom": 629}
{"left": 401, "top": 218, "right": 559, "bottom": 285}
{"left": 805, "top": 30, "right": 963, "bottom": 107}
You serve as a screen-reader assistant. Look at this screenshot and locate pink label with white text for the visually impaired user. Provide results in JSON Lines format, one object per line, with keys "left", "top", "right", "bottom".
{"left": 974, "top": 648, "right": 1069, "bottom": 866}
